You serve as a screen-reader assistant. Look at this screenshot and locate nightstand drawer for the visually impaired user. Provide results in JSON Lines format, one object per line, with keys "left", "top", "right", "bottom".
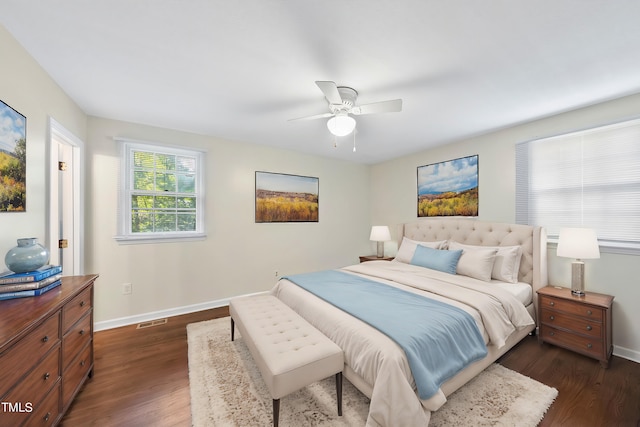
{"left": 539, "top": 325, "right": 604, "bottom": 360}
{"left": 540, "top": 309, "right": 602, "bottom": 338}
{"left": 539, "top": 295, "right": 604, "bottom": 321}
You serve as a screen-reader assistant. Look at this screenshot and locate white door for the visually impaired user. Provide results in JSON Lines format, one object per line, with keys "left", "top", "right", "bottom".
{"left": 48, "top": 118, "right": 83, "bottom": 275}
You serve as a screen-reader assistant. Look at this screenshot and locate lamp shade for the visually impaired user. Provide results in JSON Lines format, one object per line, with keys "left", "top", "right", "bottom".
{"left": 327, "top": 113, "right": 356, "bottom": 136}
{"left": 370, "top": 226, "right": 391, "bottom": 242}
{"left": 557, "top": 228, "right": 601, "bottom": 260}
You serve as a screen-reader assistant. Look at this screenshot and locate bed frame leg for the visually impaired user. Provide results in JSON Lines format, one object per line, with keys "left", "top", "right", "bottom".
{"left": 336, "top": 372, "right": 343, "bottom": 416}
{"left": 230, "top": 317, "right": 235, "bottom": 341}
{"left": 273, "top": 398, "right": 280, "bottom": 427}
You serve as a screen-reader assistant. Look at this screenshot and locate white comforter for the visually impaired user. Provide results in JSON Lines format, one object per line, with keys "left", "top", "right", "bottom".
{"left": 271, "top": 261, "right": 534, "bottom": 427}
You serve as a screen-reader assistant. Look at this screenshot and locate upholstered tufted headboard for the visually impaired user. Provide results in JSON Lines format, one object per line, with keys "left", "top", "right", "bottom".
{"left": 397, "top": 219, "right": 548, "bottom": 302}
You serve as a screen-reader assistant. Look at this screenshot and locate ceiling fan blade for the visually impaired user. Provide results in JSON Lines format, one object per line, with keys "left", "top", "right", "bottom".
{"left": 351, "top": 99, "right": 402, "bottom": 115}
{"left": 315, "top": 81, "right": 343, "bottom": 105}
{"left": 288, "top": 112, "right": 334, "bottom": 122}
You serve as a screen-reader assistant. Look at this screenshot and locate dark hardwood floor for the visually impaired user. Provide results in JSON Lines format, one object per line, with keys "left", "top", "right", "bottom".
{"left": 61, "top": 308, "right": 640, "bottom": 427}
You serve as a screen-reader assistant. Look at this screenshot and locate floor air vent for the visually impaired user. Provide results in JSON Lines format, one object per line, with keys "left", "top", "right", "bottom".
{"left": 136, "top": 318, "right": 168, "bottom": 329}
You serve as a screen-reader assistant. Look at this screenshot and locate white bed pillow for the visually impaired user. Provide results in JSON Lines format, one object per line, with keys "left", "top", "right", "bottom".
{"left": 447, "top": 241, "right": 497, "bottom": 282}
{"left": 448, "top": 241, "right": 523, "bottom": 283}
{"left": 394, "top": 237, "right": 447, "bottom": 264}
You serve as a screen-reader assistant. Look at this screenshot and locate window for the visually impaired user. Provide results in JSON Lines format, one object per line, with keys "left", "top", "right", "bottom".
{"left": 115, "top": 139, "right": 205, "bottom": 243}
{"left": 516, "top": 117, "right": 640, "bottom": 254}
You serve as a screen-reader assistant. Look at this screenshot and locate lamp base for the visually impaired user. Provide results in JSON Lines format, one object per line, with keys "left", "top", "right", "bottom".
{"left": 571, "top": 260, "right": 585, "bottom": 296}
{"left": 376, "top": 241, "right": 384, "bottom": 258}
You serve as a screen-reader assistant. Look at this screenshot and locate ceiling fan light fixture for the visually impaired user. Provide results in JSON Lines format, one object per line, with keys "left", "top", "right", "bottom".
{"left": 327, "top": 114, "right": 356, "bottom": 137}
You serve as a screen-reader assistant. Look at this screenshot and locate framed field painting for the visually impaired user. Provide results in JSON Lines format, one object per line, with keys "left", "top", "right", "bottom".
{"left": 255, "top": 171, "right": 319, "bottom": 223}
{"left": 417, "top": 155, "right": 478, "bottom": 217}
{"left": 0, "top": 99, "right": 27, "bottom": 212}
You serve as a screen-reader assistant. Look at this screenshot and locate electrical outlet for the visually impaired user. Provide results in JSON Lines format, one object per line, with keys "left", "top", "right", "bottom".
{"left": 122, "top": 283, "right": 132, "bottom": 295}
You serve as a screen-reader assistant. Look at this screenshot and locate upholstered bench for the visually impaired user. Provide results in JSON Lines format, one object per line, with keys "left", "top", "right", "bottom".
{"left": 229, "top": 295, "right": 344, "bottom": 427}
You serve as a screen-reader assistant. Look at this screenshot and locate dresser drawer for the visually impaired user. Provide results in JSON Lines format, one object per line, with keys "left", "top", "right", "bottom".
{"left": 539, "top": 325, "right": 605, "bottom": 360}
{"left": 62, "top": 311, "right": 92, "bottom": 371}
{"left": 62, "top": 341, "right": 92, "bottom": 407}
{"left": 539, "top": 295, "right": 604, "bottom": 321}
{"left": 0, "top": 313, "right": 60, "bottom": 394}
{"left": 3, "top": 346, "right": 60, "bottom": 413}
{"left": 24, "top": 382, "right": 61, "bottom": 427}
{"left": 62, "top": 285, "right": 92, "bottom": 332}
{"left": 539, "top": 308, "right": 602, "bottom": 338}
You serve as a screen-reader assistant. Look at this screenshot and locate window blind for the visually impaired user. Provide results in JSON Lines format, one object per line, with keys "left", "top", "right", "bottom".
{"left": 516, "top": 117, "right": 640, "bottom": 252}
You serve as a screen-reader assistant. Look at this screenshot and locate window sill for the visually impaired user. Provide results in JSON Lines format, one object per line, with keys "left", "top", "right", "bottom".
{"left": 548, "top": 239, "right": 640, "bottom": 256}
{"left": 114, "top": 233, "right": 206, "bottom": 245}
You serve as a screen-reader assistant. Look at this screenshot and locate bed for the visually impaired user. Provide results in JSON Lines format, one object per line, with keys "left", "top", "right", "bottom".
{"left": 271, "top": 219, "right": 548, "bottom": 426}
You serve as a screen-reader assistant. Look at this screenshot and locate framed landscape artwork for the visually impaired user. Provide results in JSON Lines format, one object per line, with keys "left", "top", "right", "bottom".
{"left": 255, "top": 171, "right": 319, "bottom": 223}
{"left": 417, "top": 155, "right": 478, "bottom": 217}
{"left": 0, "top": 99, "right": 27, "bottom": 212}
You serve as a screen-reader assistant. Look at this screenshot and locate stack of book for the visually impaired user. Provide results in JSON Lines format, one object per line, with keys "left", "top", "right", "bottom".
{"left": 0, "top": 265, "right": 63, "bottom": 301}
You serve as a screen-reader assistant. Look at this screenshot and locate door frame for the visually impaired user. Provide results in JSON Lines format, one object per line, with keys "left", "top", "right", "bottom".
{"left": 47, "top": 117, "right": 84, "bottom": 275}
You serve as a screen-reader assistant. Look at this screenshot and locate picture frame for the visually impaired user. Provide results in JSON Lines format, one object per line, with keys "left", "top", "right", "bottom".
{"left": 417, "top": 155, "right": 478, "bottom": 217}
{"left": 255, "top": 171, "right": 319, "bottom": 223}
{"left": 0, "top": 99, "right": 27, "bottom": 212}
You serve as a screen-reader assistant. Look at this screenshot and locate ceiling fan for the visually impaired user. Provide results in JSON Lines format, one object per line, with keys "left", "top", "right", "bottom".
{"left": 289, "top": 81, "right": 402, "bottom": 137}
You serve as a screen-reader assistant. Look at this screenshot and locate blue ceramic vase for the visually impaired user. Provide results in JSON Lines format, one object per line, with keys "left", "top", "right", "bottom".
{"left": 5, "top": 238, "right": 50, "bottom": 273}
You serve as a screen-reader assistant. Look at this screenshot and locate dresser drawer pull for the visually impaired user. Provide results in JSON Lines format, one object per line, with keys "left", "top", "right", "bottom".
{"left": 43, "top": 372, "right": 50, "bottom": 380}
{"left": 80, "top": 300, "right": 85, "bottom": 307}
{"left": 42, "top": 335, "right": 49, "bottom": 343}
{"left": 549, "top": 331, "right": 555, "bottom": 336}
{"left": 79, "top": 329, "right": 85, "bottom": 335}
{"left": 549, "top": 315, "right": 555, "bottom": 321}
{"left": 587, "top": 343, "right": 593, "bottom": 349}
{"left": 549, "top": 301, "right": 555, "bottom": 306}
{"left": 44, "top": 412, "right": 51, "bottom": 422}
{"left": 80, "top": 360, "right": 86, "bottom": 367}
{"left": 586, "top": 325, "right": 592, "bottom": 331}
{"left": 586, "top": 310, "right": 593, "bottom": 316}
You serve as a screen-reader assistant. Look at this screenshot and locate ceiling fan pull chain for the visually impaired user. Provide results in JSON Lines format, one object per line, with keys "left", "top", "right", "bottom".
{"left": 333, "top": 134, "right": 338, "bottom": 148}
{"left": 353, "top": 131, "right": 357, "bottom": 152}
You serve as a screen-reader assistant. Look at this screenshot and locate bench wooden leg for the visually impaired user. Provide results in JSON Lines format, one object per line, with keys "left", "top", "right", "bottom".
{"left": 230, "top": 317, "right": 235, "bottom": 341}
{"left": 336, "top": 372, "right": 343, "bottom": 416}
{"left": 273, "top": 398, "right": 280, "bottom": 427}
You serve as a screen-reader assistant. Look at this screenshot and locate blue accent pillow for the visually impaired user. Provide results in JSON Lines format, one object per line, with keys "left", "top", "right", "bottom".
{"left": 410, "top": 245, "right": 462, "bottom": 274}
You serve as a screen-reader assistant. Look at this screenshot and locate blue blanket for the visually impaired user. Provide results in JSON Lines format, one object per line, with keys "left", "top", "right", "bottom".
{"left": 283, "top": 270, "right": 487, "bottom": 400}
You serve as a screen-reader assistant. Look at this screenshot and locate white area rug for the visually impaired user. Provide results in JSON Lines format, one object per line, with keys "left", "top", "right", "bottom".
{"left": 187, "top": 317, "right": 557, "bottom": 426}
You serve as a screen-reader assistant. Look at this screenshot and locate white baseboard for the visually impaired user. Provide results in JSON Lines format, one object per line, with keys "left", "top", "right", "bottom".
{"left": 613, "top": 345, "right": 640, "bottom": 364}
{"left": 94, "top": 291, "right": 269, "bottom": 332}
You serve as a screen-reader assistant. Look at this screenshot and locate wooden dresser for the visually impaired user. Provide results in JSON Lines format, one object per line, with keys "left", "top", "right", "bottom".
{"left": 0, "top": 275, "right": 98, "bottom": 426}
{"left": 537, "top": 285, "right": 614, "bottom": 368}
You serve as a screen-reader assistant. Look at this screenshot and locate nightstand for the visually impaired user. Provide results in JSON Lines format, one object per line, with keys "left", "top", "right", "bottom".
{"left": 537, "top": 286, "right": 614, "bottom": 368}
{"left": 359, "top": 255, "right": 394, "bottom": 263}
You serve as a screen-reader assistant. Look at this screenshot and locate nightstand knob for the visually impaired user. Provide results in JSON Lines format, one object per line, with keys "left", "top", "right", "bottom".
{"left": 586, "top": 325, "right": 592, "bottom": 331}
{"left": 549, "top": 301, "right": 555, "bottom": 306}
{"left": 586, "top": 310, "right": 593, "bottom": 316}
{"left": 549, "top": 315, "right": 555, "bottom": 321}
{"left": 549, "top": 332, "right": 555, "bottom": 336}
{"left": 587, "top": 343, "right": 593, "bottom": 349}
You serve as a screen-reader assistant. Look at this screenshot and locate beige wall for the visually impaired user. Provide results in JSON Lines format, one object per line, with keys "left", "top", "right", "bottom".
{"left": 0, "top": 25, "right": 87, "bottom": 263}
{"left": 371, "top": 92, "right": 640, "bottom": 360}
{"left": 85, "top": 117, "right": 371, "bottom": 325}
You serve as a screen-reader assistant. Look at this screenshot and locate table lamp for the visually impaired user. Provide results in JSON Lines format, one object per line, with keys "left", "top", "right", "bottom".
{"left": 556, "top": 228, "right": 600, "bottom": 296}
{"left": 370, "top": 226, "right": 391, "bottom": 258}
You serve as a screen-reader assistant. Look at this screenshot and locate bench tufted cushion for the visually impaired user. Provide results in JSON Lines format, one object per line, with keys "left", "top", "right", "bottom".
{"left": 229, "top": 295, "right": 344, "bottom": 400}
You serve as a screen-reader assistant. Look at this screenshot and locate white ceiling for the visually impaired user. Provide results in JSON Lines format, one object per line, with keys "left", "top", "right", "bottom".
{"left": 2, "top": 1, "right": 640, "bottom": 164}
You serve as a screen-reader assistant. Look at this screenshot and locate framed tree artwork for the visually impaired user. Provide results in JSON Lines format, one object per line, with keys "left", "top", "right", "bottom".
{"left": 0, "top": 99, "right": 26, "bottom": 212}
{"left": 417, "top": 155, "right": 478, "bottom": 217}
{"left": 255, "top": 171, "right": 319, "bottom": 223}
